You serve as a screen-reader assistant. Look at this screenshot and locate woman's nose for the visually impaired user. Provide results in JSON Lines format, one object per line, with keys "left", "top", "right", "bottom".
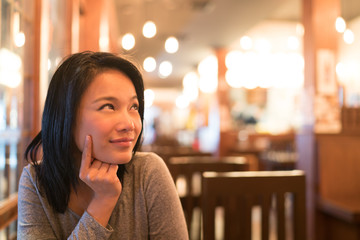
{"left": 115, "top": 112, "right": 135, "bottom": 132}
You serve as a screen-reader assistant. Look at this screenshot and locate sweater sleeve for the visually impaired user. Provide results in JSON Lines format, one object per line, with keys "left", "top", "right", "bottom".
{"left": 142, "top": 153, "right": 189, "bottom": 240}
{"left": 68, "top": 211, "right": 113, "bottom": 239}
{"left": 17, "top": 166, "right": 113, "bottom": 240}
{"left": 18, "top": 167, "right": 58, "bottom": 239}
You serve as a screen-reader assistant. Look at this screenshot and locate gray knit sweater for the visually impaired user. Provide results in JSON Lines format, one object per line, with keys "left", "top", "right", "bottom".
{"left": 18, "top": 152, "right": 189, "bottom": 239}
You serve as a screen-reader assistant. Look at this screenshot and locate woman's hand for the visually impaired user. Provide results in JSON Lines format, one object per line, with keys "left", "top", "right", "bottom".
{"left": 79, "top": 135, "right": 122, "bottom": 227}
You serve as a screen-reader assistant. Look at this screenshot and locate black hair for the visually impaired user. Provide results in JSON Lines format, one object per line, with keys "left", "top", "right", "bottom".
{"left": 25, "top": 51, "right": 145, "bottom": 213}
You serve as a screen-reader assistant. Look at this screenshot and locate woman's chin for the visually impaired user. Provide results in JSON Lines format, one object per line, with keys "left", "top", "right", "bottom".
{"left": 94, "top": 153, "right": 133, "bottom": 165}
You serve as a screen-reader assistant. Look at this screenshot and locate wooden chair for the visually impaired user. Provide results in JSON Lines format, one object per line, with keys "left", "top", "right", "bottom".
{"left": 0, "top": 193, "right": 18, "bottom": 231}
{"left": 202, "top": 170, "right": 306, "bottom": 240}
{"left": 167, "top": 156, "right": 249, "bottom": 239}
{"left": 142, "top": 145, "right": 212, "bottom": 164}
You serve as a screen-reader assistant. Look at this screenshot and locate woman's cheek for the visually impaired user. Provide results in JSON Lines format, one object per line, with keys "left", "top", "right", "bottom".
{"left": 135, "top": 117, "right": 142, "bottom": 137}
{"left": 91, "top": 139, "right": 101, "bottom": 160}
{"left": 79, "top": 120, "right": 99, "bottom": 154}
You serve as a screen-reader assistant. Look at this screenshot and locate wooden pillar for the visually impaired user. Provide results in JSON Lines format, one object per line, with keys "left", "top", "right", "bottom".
{"left": 78, "top": 0, "right": 119, "bottom": 53}
{"left": 298, "top": 0, "right": 341, "bottom": 239}
{"left": 216, "top": 48, "right": 234, "bottom": 156}
{"left": 31, "top": 0, "right": 42, "bottom": 136}
{"left": 79, "top": 0, "right": 102, "bottom": 52}
{"left": 66, "top": 0, "right": 80, "bottom": 54}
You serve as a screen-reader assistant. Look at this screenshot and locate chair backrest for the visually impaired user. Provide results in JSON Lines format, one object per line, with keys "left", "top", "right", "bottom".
{"left": 146, "top": 145, "right": 212, "bottom": 164}
{"left": 0, "top": 193, "right": 18, "bottom": 231}
{"left": 202, "top": 170, "right": 306, "bottom": 240}
{"left": 167, "top": 156, "right": 249, "bottom": 237}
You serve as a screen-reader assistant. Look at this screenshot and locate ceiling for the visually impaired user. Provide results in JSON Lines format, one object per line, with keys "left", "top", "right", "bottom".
{"left": 114, "top": 0, "right": 360, "bottom": 90}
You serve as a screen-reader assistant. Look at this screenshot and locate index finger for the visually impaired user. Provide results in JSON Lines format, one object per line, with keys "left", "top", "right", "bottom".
{"left": 79, "top": 135, "right": 92, "bottom": 174}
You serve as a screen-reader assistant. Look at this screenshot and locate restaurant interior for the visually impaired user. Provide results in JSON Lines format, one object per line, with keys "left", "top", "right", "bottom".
{"left": 1, "top": 0, "right": 360, "bottom": 239}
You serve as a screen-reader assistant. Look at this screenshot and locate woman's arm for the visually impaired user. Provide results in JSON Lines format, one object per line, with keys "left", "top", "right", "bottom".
{"left": 79, "top": 135, "right": 121, "bottom": 227}
{"left": 17, "top": 135, "right": 120, "bottom": 239}
{"left": 17, "top": 166, "right": 114, "bottom": 240}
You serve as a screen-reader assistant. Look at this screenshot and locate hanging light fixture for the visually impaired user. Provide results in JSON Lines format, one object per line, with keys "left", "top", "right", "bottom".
{"left": 143, "top": 21, "right": 157, "bottom": 38}
{"left": 158, "top": 61, "right": 172, "bottom": 78}
{"left": 122, "top": 33, "right": 135, "bottom": 50}
{"left": 143, "top": 57, "right": 157, "bottom": 72}
{"left": 144, "top": 89, "right": 155, "bottom": 108}
{"left": 165, "top": 36, "right": 179, "bottom": 53}
{"left": 240, "top": 36, "right": 252, "bottom": 50}
{"left": 198, "top": 55, "right": 218, "bottom": 93}
{"left": 335, "top": 17, "right": 346, "bottom": 33}
{"left": 14, "top": 32, "right": 25, "bottom": 47}
{"left": 343, "top": 29, "right": 355, "bottom": 44}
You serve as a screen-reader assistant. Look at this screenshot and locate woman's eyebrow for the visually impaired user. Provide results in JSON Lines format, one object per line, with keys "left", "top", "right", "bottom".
{"left": 130, "top": 95, "right": 139, "bottom": 101}
{"left": 92, "top": 95, "right": 138, "bottom": 104}
{"left": 92, "top": 96, "right": 118, "bottom": 103}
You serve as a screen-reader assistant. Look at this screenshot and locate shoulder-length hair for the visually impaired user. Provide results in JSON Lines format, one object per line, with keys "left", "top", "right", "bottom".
{"left": 25, "top": 51, "right": 144, "bottom": 213}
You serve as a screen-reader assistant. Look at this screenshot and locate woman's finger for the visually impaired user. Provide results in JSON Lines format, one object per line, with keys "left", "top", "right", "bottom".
{"left": 79, "top": 135, "right": 92, "bottom": 177}
{"left": 108, "top": 164, "right": 118, "bottom": 174}
{"left": 90, "top": 159, "right": 103, "bottom": 170}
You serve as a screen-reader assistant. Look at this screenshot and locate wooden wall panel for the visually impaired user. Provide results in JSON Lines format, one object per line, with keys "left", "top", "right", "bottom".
{"left": 317, "top": 134, "right": 360, "bottom": 199}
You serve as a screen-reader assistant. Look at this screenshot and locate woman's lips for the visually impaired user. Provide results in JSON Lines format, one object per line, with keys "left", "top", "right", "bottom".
{"left": 109, "top": 137, "right": 134, "bottom": 147}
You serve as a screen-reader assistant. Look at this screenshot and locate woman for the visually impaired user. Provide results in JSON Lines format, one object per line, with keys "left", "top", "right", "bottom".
{"left": 18, "top": 51, "right": 188, "bottom": 239}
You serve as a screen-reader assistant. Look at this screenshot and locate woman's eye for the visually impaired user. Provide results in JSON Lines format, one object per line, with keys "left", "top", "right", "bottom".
{"left": 131, "top": 104, "right": 139, "bottom": 111}
{"left": 99, "top": 103, "right": 115, "bottom": 110}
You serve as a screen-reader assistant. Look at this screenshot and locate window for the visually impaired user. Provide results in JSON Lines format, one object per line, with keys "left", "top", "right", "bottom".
{"left": 0, "top": 0, "right": 33, "bottom": 238}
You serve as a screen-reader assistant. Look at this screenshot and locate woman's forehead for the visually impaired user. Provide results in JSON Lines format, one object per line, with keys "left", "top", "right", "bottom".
{"left": 85, "top": 70, "right": 137, "bottom": 98}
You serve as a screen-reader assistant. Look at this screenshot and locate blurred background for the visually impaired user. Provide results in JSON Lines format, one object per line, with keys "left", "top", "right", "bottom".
{"left": 1, "top": 0, "right": 360, "bottom": 239}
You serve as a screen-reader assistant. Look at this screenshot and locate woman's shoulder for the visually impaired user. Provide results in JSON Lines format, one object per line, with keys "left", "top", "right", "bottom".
{"left": 20, "top": 164, "right": 37, "bottom": 181}
{"left": 18, "top": 164, "right": 40, "bottom": 191}
{"left": 126, "top": 151, "right": 174, "bottom": 190}
{"left": 126, "top": 151, "right": 168, "bottom": 175}
{"left": 18, "top": 164, "right": 42, "bottom": 201}
{"left": 130, "top": 151, "right": 164, "bottom": 167}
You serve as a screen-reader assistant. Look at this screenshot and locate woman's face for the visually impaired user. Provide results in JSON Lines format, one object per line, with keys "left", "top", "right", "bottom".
{"left": 74, "top": 69, "right": 142, "bottom": 165}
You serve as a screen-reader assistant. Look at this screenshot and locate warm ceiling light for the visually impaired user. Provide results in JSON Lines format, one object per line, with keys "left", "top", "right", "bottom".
{"left": 143, "top": 57, "right": 156, "bottom": 72}
{"left": 343, "top": 29, "right": 355, "bottom": 44}
{"left": 183, "top": 72, "right": 199, "bottom": 102}
{"left": 199, "top": 75, "right": 218, "bottom": 93}
{"left": 158, "top": 61, "right": 172, "bottom": 78}
{"left": 14, "top": 32, "right": 25, "bottom": 47}
{"left": 287, "top": 36, "right": 300, "bottom": 50}
{"left": 198, "top": 55, "right": 217, "bottom": 76}
{"left": 0, "top": 48, "right": 22, "bottom": 88}
{"left": 335, "top": 62, "right": 346, "bottom": 85}
{"left": 225, "top": 50, "right": 243, "bottom": 69}
{"left": 165, "top": 36, "right": 179, "bottom": 53}
{"left": 240, "top": 36, "right": 252, "bottom": 50}
{"left": 183, "top": 72, "right": 199, "bottom": 88}
{"left": 254, "top": 39, "right": 271, "bottom": 53}
{"left": 198, "top": 55, "right": 218, "bottom": 93}
{"left": 144, "top": 89, "right": 155, "bottom": 108}
{"left": 122, "top": 33, "right": 135, "bottom": 50}
{"left": 225, "top": 69, "right": 242, "bottom": 88}
{"left": 143, "top": 21, "right": 156, "bottom": 38}
{"left": 296, "top": 23, "right": 304, "bottom": 36}
{"left": 183, "top": 86, "right": 199, "bottom": 102}
{"left": 175, "top": 94, "right": 189, "bottom": 109}
{"left": 335, "top": 17, "right": 346, "bottom": 33}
